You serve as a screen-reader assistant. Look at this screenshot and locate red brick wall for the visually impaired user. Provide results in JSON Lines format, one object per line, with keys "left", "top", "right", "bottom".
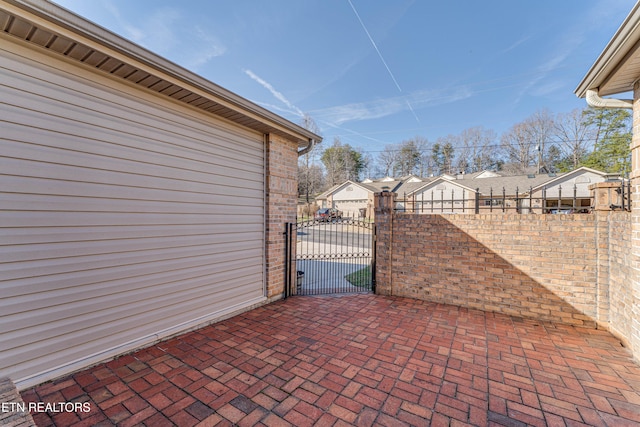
{"left": 607, "top": 212, "right": 633, "bottom": 346}
{"left": 630, "top": 82, "right": 640, "bottom": 360}
{"left": 376, "top": 211, "right": 602, "bottom": 326}
{"left": 265, "top": 134, "right": 298, "bottom": 298}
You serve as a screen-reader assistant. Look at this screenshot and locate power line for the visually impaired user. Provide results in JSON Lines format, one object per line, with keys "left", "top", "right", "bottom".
{"left": 338, "top": 136, "right": 626, "bottom": 155}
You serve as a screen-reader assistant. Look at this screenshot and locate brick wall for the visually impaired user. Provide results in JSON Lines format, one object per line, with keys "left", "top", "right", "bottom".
{"left": 376, "top": 211, "right": 600, "bottom": 326}
{"left": 265, "top": 134, "right": 298, "bottom": 298}
{"left": 375, "top": 191, "right": 639, "bottom": 361}
{"left": 608, "top": 212, "right": 633, "bottom": 347}
{"left": 631, "top": 82, "right": 640, "bottom": 359}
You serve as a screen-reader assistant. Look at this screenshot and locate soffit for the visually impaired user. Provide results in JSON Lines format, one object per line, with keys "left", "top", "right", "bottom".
{"left": 576, "top": 1, "right": 640, "bottom": 97}
{"left": 0, "top": 1, "right": 320, "bottom": 147}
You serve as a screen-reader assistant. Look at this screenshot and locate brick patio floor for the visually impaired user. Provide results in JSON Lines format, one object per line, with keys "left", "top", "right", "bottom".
{"left": 21, "top": 294, "right": 640, "bottom": 426}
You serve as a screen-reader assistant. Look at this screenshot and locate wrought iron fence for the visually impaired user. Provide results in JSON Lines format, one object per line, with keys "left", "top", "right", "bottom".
{"left": 284, "top": 217, "right": 375, "bottom": 297}
{"left": 395, "top": 180, "right": 632, "bottom": 214}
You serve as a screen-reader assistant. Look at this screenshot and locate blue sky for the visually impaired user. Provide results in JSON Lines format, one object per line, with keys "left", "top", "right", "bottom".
{"left": 53, "top": 0, "right": 634, "bottom": 155}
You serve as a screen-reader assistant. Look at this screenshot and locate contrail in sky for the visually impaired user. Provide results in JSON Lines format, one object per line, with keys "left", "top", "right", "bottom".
{"left": 244, "top": 69, "right": 304, "bottom": 117}
{"left": 347, "top": 0, "right": 419, "bottom": 123}
{"left": 347, "top": 0, "right": 401, "bottom": 92}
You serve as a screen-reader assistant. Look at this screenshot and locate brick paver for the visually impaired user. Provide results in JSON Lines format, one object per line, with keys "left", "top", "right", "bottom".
{"left": 22, "top": 295, "right": 640, "bottom": 426}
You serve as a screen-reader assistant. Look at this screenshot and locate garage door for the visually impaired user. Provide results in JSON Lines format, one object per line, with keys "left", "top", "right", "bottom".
{"left": 1, "top": 41, "right": 266, "bottom": 388}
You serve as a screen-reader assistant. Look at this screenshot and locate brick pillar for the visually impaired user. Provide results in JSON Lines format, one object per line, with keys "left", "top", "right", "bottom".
{"left": 593, "top": 210, "right": 611, "bottom": 329}
{"left": 374, "top": 192, "right": 396, "bottom": 295}
{"left": 631, "top": 82, "right": 640, "bottom": 361}
{"left": 265, "top": 134, "right": 298, "bottom": 299}
{"left": 590, "top": 181, "right": 626, "bottom": 211}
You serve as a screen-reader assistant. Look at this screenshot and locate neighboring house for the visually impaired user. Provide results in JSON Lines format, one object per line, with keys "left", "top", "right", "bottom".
{"left": 527, "top": 167, "right": 617, "bottom": 213}
{"left": 400, "top": 176, "right": 479, "bottom": 213}
{"left": 0, "top": 1, "right": 320, "bottom": 390}
{"left": 371, "top": 168, "right": 615, "bottom": 214}
{"left": 316, "top": 176, "right": 415, "bottom": 219}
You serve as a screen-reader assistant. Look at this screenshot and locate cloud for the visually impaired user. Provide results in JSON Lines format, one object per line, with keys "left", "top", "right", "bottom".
{"left": 244, "top": 70, "right": 305, "bottom": 117}
{"left": 501, "top": 35, "right": 533, "bottom": 55}
{"left": 103, "top": 2, "right": 225, "bottom": 71}
{"left": 310, "top": 87, "right": 473, "bottom": 126}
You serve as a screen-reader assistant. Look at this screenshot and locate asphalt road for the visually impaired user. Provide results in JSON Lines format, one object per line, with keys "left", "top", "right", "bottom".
{"left": 296, "top": 223, "right": 372, "bottom": 249}
{"left": 293, "top": 222, "right": 373, "bottom": 294}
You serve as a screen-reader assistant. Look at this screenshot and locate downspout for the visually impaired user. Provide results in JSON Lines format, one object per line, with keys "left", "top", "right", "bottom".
{"left": 298, "top": 138, "right": 317, "bottom": 157}
{"left": 586, "top": 89, "right": 633, "bottom": 109}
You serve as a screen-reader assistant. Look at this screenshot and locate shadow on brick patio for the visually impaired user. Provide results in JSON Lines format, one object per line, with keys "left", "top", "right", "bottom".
{"left": 21, "top": 294, "right": 640, "bottom": 426}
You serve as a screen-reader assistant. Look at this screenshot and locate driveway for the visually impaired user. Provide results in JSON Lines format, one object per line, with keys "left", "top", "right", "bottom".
{"left": 295, "top": 222, "right": 373, "bottom": 295}
{"left": 22, "top": 294, "right": 640, "bottom": 426}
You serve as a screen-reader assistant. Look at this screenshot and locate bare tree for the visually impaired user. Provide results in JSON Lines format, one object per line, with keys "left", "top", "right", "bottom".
{"left": 411, "top": 136, "right": 431, "bottom": 177}
{"left": 298, "top": 114, "right": 323, "bottom": 202}
{"left": 500, "top": 122, "right": 534, "bottom": 174}
{"left": 377, "top": 145, "right": 399, "bottom": 177}
{"left": 457, "top": 126, "right": 497, "bottom": 173}
{"left": 553, "top": 108, "right": 592, "bottom": 170}
{"left": 523, "top": 109, "right": 555, "bottom": 172}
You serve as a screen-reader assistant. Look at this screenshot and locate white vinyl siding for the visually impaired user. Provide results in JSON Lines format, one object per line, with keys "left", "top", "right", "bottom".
{"left": 1, "top": 40, "right": 265, "bottom": 387}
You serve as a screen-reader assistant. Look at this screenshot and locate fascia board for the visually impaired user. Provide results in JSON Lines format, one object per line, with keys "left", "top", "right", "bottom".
{"left": 575, "top": 1, "right": 640, "bottom": 97}
{"left": 4, "top": 0, "right": 321, "bottom": 145}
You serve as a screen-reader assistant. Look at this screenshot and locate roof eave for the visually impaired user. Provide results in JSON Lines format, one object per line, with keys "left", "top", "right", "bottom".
{"left": 575, "top": 1, "right": 640, "bottom": 98}
{"left": 3, "top": 0, "right": 321, "bottom": 146}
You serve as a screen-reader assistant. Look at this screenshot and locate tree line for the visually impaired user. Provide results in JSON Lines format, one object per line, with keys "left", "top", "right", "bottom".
{"left": 298, "top": 107, "right": 632, "bottom": 198}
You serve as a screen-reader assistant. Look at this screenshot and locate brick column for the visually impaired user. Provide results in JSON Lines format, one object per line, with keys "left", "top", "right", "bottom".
{"left": 265, "top": 134, "right": 298, "bottom": 299}
{"left": 374, "top": 192, "right": 396, "bottom": 295}
{"left": 631, "top": 82, "right": 640, "bottom": 361}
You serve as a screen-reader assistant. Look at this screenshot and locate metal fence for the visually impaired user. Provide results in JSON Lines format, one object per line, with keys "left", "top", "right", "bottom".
{"left": 396, "top": 181, "right": 632, "bottom": 214}
{"left": 284, "top": 217, "right": 375, "bottom": 297}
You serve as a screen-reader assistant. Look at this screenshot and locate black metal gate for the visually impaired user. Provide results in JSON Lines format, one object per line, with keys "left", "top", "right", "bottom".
{"left": 285, "top": 218, "right": 375, "bottom": 296}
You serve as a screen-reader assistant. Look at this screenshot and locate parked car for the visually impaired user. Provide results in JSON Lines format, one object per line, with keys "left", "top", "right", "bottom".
{"left": 550, "top": 207, "right": 590, "bottom": 214}
{"left": 315, "top": 208, "right": 343, "bottom": 221}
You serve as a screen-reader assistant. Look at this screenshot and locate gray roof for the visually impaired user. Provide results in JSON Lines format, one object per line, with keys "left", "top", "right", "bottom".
{"left": 317, "top": 168, "right": 607, "bottom": 201}
{"left": 457, "top": 174, "right": 556, "bottom": 196}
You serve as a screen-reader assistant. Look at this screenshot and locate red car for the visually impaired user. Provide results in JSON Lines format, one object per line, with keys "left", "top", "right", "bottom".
{"left": 315, "top": 208, "right": 343, "bottom": 221}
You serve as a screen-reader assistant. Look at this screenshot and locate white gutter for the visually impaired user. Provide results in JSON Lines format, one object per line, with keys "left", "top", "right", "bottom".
{"left": 586, "top": 89, "right": 633, "bottom": 109}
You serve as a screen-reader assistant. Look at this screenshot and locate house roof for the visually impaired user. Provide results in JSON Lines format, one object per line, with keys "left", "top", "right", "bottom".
{"left": 405, "top": 171, "right": 595, "bottom": 197}
{"left": 1, "top": 0, "right": 321, "bottom": 148}
{"left": 405, "top": 178, "right": 476, "bottom": 198}
{"left": 460, "top": 173, "right": 557, "bottom": 196}
{"left": 319, "top": 167, "right": 609, "bottom": 202}
{"left": 575, "top": 1, "right": 640, "bottom": 97}
{"left": 529, "top": 167, "right": 608, "bottom": 192}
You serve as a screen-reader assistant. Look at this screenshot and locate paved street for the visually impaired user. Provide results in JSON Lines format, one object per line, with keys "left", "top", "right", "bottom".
{"left": 295, "top": 222, "right": 373, "bottom": 295}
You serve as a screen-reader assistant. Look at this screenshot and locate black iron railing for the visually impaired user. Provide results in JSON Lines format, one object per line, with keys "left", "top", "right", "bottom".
{"left": 395, "top": 180, "right": 632, "bottom": 214}
{"left": 284, "top": 217, "right": 376, "bottom": 297}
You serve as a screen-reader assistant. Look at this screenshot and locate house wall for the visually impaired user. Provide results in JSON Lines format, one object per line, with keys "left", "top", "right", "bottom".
{"left": 631, "top": 82, "right": 640, "bottom": 360}
{"left": 405, "top": 182, "right": 476, "bottom": 214}
{"left": 265, "top": 134, "right": 299, "bottom": 298}
{"left": 0, "top": 23, "right": 302, "bottom": 388}
{"left": 375, "top": 192, "right": 639, "bottom": 362}
{"left": 331, "top": 185, "right": 369, "bottom": 218}
{"left": 542, "top": 170, "right": 605, "bottom": 198}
